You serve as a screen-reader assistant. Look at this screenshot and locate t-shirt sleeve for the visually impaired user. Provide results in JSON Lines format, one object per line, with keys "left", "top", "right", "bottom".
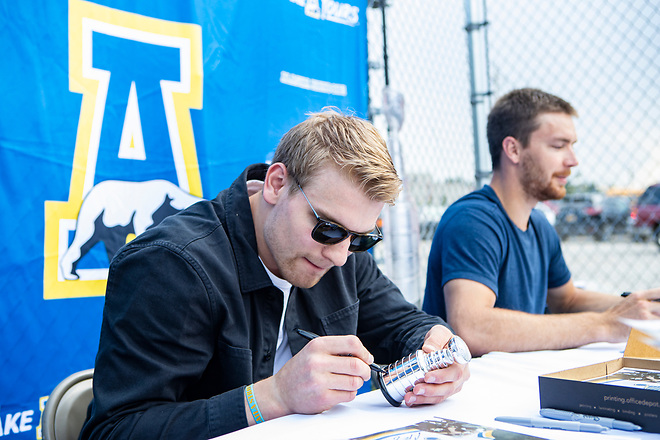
{"left": 435, "top": 206, "right": 505, "bottom": 296}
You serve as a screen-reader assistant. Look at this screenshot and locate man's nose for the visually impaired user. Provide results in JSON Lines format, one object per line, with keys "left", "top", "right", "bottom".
{"left": 321, "top": 238, "right": 351, "bottom": 268}
{"left": 566, "top": 145, "right": 579, "bottom": 167}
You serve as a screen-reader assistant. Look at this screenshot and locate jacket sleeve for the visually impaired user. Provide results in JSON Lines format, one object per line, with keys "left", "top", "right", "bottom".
{"left": 80, "top": 244, "right": 248, "bottom": 440}
{"left": 353, "top": 253, "right": 452, "bottom": 364}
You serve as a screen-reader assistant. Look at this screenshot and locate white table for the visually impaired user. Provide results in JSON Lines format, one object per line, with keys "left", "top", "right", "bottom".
{"left": 216, "top": 343, "right": 654, "bottom": 440}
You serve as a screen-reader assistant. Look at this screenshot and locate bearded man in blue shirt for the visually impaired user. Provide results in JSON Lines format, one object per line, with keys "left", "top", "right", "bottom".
{"left": 423, "top": 88, "right": 660, "bottom": 357}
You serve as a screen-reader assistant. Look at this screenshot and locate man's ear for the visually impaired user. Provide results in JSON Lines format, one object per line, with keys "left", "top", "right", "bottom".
{"left": 262, "top": 162, "right": 289, "bottom": 205}
{"left": 501, "top": 136, "right": 522, "bottom": 165}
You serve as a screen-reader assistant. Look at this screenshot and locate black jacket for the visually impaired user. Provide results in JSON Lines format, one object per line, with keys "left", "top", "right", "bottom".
{"left": 81, "top": 164, "right": 449, "bottom": 439}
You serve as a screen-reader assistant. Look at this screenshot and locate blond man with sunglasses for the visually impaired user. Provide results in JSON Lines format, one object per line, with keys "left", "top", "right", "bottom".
{"left": 81, "top": 109, "right": 469, "bottom": 440}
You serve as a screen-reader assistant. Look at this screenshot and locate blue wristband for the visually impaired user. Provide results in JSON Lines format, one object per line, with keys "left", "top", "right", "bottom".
{"left": 245, "top": 384, "right": 264, "bottom": 424}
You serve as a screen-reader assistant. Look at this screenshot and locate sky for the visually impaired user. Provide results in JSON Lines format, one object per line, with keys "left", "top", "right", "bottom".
{"left": 367, "top": 0, "right": 660, "bottom": 194}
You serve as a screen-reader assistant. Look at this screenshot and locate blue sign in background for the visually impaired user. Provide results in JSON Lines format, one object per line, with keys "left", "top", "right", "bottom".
{"left": 0, "top": 1, "right": 367, "bottom": 437}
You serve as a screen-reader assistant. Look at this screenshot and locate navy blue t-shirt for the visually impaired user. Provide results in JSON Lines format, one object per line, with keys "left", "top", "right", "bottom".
{"left": 422, "top": 185, "right": 571, "bottom": 320}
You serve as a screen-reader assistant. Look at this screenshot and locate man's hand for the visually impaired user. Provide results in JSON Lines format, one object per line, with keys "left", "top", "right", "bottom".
{"left": 603, "top": 288, "right": 660, "bottom": 341}
{"left": 249, "top": 335, "right": 373, "bottom": 424}
{"left": 404, "top": 325, "right": 470, "bottom": 407}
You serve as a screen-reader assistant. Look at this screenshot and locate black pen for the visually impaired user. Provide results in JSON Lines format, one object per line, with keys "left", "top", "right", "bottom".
{"left": 621, "top": 291, "right": 660, "bottom": 302}
{"left": 295, "top": 328, "right": 386, "bottom": 374}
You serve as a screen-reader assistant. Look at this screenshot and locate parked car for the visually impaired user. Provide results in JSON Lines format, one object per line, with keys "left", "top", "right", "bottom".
{"left": 554, "top": 192, "right": 604, "bottom": 240}
{"left": 589, "top": 195, "right": 632, "bottom": 241}
{"left": 631, "top": 183, "right": 660, "bottom": 248}
{"left": 555, "top": 194, "right": 631, "bottom": 241}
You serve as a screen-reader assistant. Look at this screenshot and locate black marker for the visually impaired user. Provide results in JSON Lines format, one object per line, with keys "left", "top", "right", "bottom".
{"left": 295, "top": 328, "right": 386, "bottom": 374}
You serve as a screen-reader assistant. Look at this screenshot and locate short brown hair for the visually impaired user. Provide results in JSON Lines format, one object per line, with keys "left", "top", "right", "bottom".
{"left": 271, "top": 109, "right": 402, "bottom": 204}
{"left": 487, "top": 88, "right": 578, "bottom": 169}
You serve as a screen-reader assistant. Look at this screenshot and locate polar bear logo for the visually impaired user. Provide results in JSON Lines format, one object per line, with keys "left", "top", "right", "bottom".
{"left": 60, "top": 179, "right": 203, "bottom": 280}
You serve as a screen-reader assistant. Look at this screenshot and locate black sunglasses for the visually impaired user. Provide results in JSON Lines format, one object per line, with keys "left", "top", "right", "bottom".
{"left": 297, "top": 184, "right": 383, "bottom": 253}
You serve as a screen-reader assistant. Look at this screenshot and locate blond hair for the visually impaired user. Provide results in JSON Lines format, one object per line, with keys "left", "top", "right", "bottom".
{"left": 272, "top": 109, "right": 401, "bottom": 204}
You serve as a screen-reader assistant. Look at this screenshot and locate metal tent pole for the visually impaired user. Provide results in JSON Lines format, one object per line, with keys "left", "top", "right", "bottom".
{"left": 465, "top": 0, "right": 493, "bottom": 189}
{"left": 374, "top": 0, "right": 422, "bottom": 306}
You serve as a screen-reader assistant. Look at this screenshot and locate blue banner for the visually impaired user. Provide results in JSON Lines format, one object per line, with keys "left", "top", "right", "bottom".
{"left": 0, "top": 1, "right": 367, "bottom": 437}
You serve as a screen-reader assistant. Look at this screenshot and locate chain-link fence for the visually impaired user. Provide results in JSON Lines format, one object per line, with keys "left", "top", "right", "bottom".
{"left": 368, "top": 0, "right": 660, "bottom": 304}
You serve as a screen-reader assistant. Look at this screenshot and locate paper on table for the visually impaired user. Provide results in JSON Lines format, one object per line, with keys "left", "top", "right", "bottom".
{"left": 351, "top": 417, "right": 546, "bottom": 440}
{"left": 620, "top": 318, "right": 660, "bottom": 348}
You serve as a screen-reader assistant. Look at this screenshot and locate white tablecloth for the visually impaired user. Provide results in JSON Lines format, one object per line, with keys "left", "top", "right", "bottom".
{"left": 216, "top": 343, "right": 654, "bottom": 440}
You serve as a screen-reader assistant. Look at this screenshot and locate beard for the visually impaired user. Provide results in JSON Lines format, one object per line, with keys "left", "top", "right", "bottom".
{"left": 520, "top": 153, "right": 568, "bottom": 201}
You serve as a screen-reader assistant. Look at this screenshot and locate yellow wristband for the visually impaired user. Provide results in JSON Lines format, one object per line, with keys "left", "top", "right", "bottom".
{"left": 245, "top": 384, "right": 264, "bottom": 424}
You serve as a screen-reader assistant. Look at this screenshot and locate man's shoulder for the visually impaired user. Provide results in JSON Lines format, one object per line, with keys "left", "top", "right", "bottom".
{"left": 452, "top": 185, "right": 499, "bottom": 207}
{"left": 121, "top": 199, "right": 227, "bottom": 257}
{"left": 129, "top": 164, "right": 256, "bottom": 252}
{"left": 443, "top": 187, "right": 504, "bottom": 224}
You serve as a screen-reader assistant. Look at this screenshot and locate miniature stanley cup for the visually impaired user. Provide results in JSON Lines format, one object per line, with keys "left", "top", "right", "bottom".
{"left": 376, "top": 335, "right": 471, "bottom": 407}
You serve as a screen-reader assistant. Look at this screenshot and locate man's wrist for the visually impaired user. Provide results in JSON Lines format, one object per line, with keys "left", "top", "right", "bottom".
{"left": 248, "top": 378, "right": 290, "bottom": 425}
{"left": 245, "top": 384, "right": 264, "bottom": 424}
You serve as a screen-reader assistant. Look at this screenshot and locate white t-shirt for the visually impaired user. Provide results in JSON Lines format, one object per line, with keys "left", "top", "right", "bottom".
{"left": 260, "top": 259, "right": 293, "bottom": 374}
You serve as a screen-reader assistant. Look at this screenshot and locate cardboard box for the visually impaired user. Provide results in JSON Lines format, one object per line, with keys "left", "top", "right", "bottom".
{"left": 539, "top": 329, "right": 660, "bottom": 433}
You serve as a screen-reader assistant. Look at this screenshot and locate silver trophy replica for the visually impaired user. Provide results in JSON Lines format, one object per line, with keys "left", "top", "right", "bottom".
{"left": 376, "top": 335, "right": 471, "bottom": 407}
